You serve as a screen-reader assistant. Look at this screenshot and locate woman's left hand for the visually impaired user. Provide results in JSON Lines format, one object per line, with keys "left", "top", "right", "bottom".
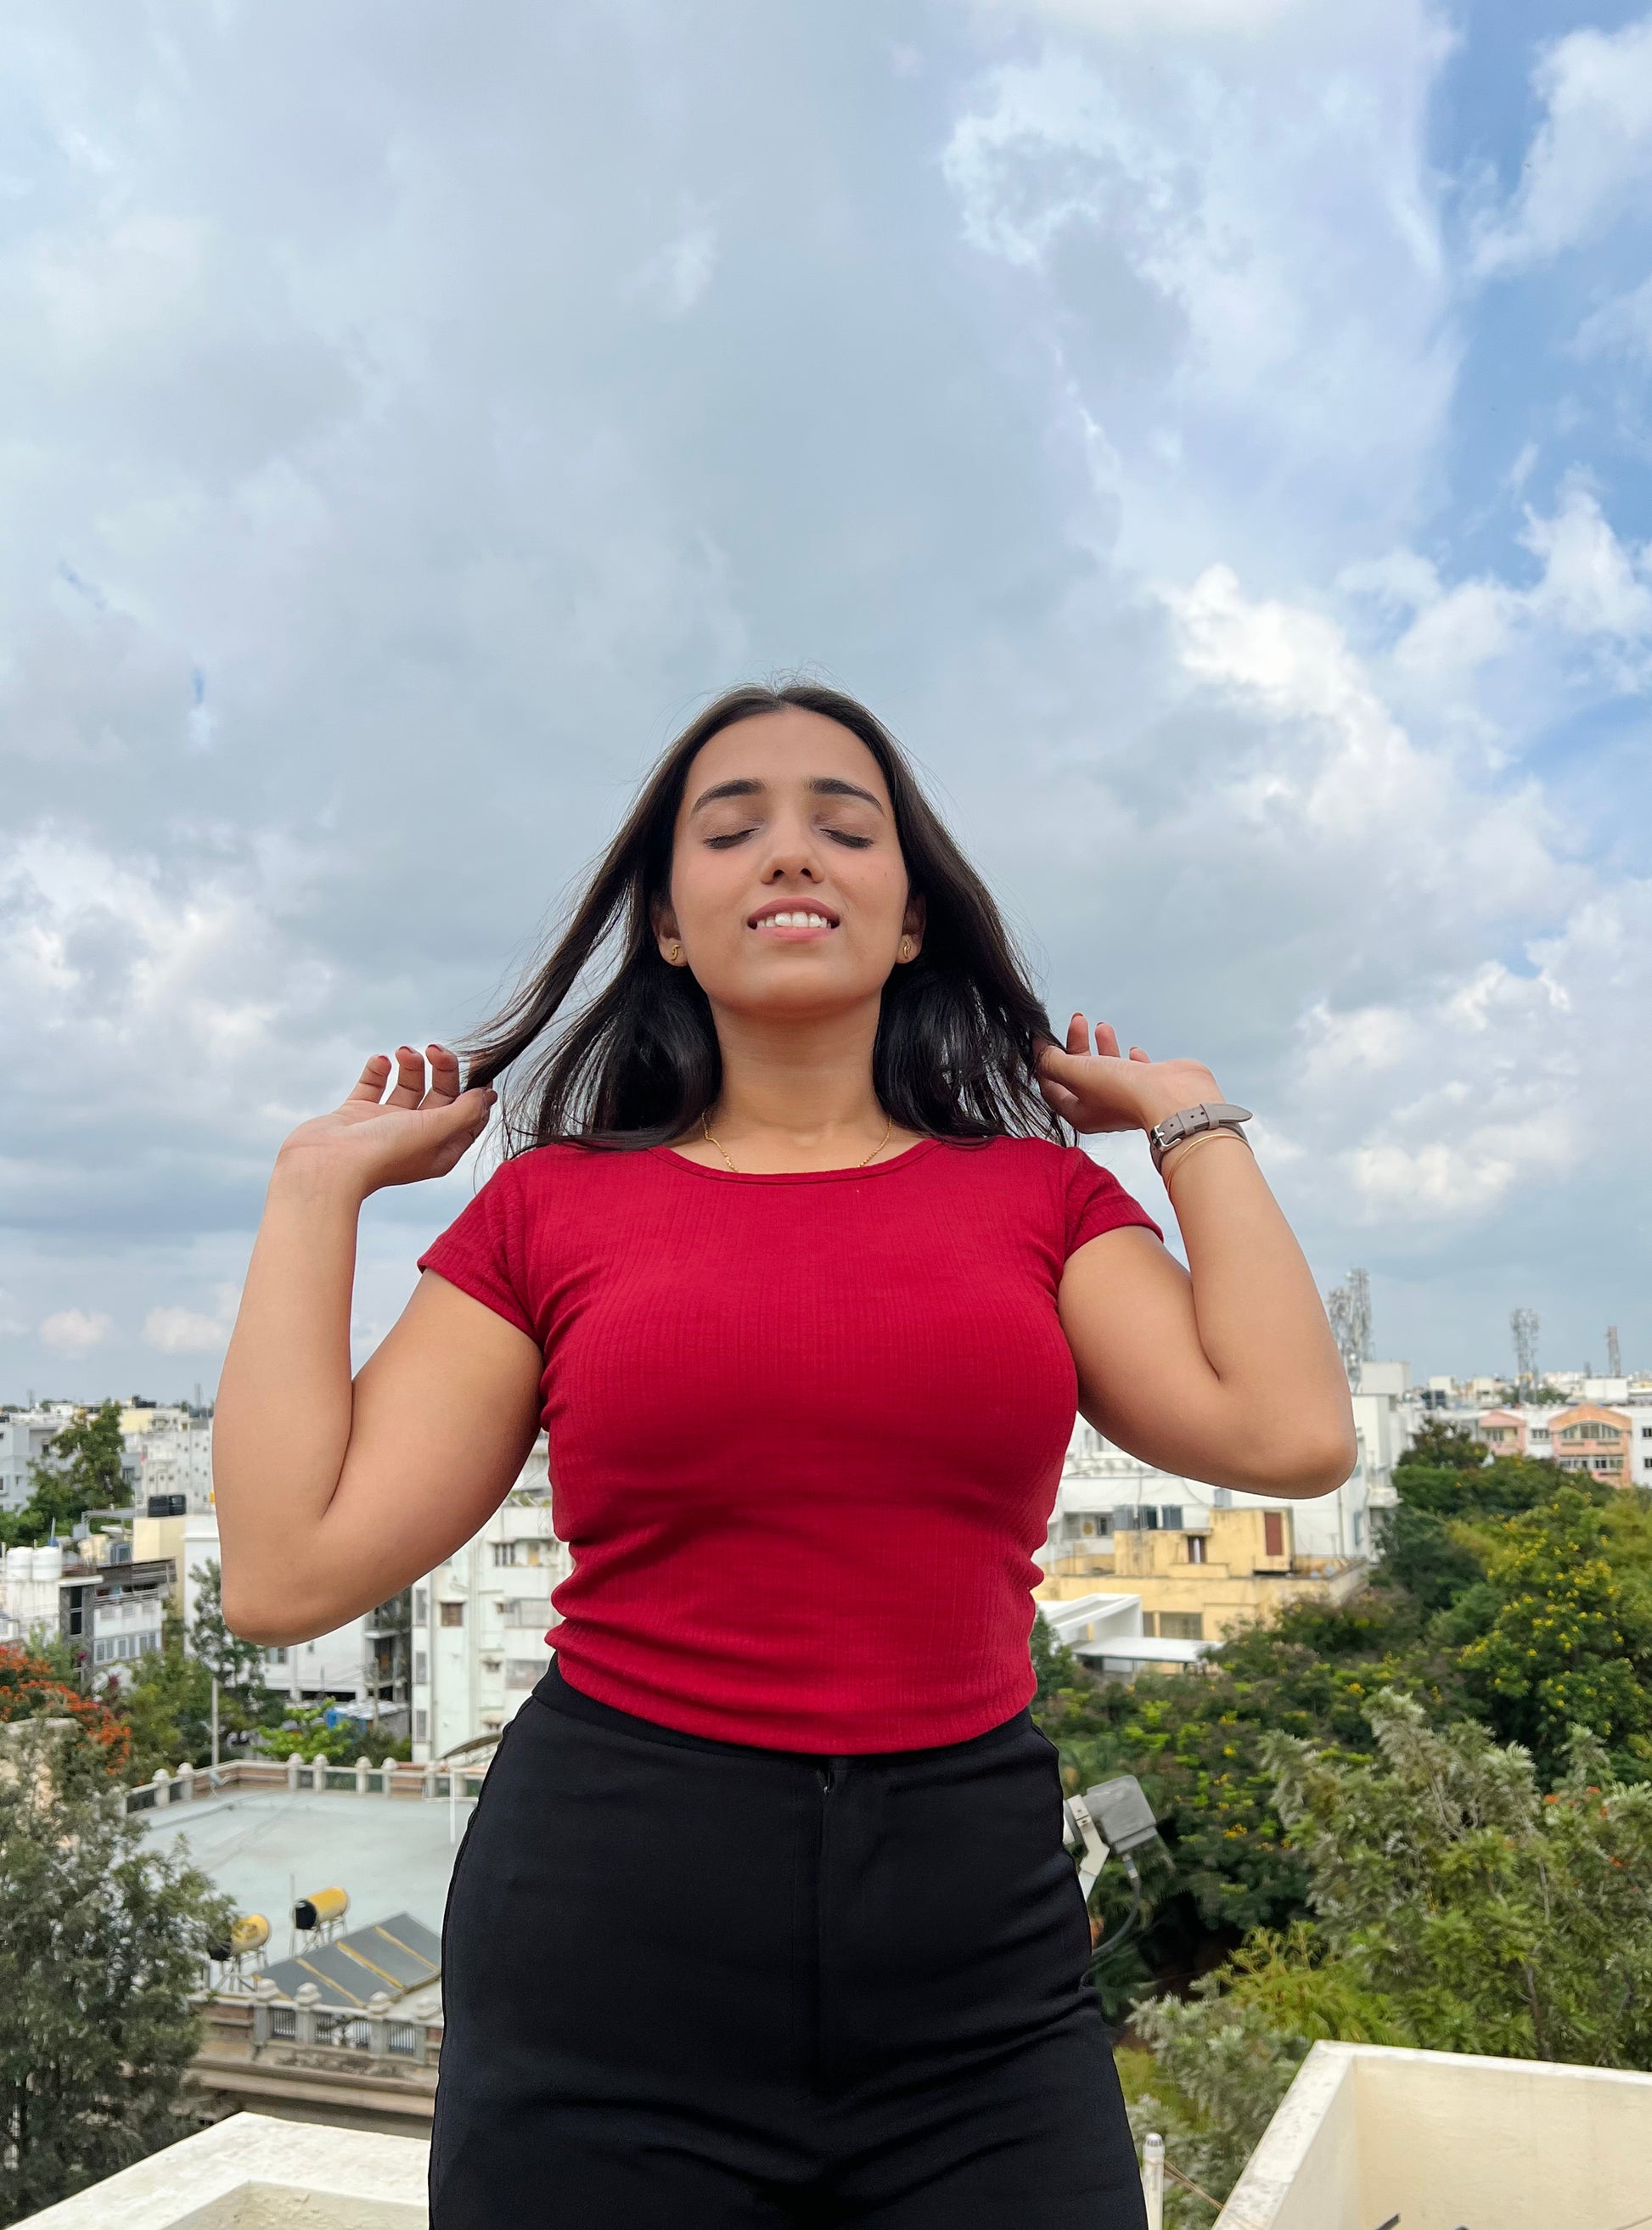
{"left": 1037, "top": 1014, "right": 1223, "bottom": 1137}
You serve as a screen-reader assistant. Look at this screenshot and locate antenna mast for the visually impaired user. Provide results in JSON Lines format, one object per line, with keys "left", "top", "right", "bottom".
{"left": 1510, "top": 1307, "right": 1539, "bottom": 1395}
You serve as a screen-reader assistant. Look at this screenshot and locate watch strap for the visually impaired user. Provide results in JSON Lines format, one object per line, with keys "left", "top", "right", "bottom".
{"left": 1148, "top": 1101, "right": 1253, "bottom": 1175}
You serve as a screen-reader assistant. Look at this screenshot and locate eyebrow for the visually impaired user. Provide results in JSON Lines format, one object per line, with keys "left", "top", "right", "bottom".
{"left": 688, "top": 776, "right": 886, "bottom": 816}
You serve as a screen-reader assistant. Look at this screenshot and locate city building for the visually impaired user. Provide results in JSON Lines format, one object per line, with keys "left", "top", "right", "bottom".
{"left": 121, "top": 1404, "right": 215, "bottom": 1512}
{"left": 1548, "top": 1401, "right": 1634, "bottom": 1484}
{"left": 1048, "top": 1358, "right": 1419, "bottom": 1578}
{"left": 410, "top": 1435, "right": 570, "bottom": 1762}
{"left": 1037, "top": 1502, "right": 1365, "bottom": 1654}
{"left": 0, "top": 1538, "right": 172, "bottom": 1680}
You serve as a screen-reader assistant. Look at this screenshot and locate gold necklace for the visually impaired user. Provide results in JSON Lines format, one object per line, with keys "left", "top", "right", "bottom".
{"left": 700, "top": 1109, "right": 894, "bottom": 1175}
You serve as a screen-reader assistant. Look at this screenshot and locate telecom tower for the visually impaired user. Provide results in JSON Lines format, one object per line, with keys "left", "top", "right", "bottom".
{"left": 1326, "top": 1268, "right": 1374, "bottom": 1383}
{"left": 1606, "top": 1326, "right": 1622, "bottom": 1379}
{"left": 1510, "top": 1307, "right": 1539, "bottom": 1393}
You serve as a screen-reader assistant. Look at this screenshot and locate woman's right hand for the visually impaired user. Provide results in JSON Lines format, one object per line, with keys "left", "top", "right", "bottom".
{"left": 276, "top": 1046, "right": 497, "bottom": 1197}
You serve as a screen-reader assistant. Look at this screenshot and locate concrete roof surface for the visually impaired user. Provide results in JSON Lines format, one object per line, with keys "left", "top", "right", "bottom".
{"left": 142, "top": 1789, "right": 471, "bottom": 1963}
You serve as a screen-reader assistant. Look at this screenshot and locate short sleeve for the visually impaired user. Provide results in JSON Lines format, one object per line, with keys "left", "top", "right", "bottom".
{"left": 417, "top": 1163, "right": 537, "bottom": 1341}
{"left": 1063, "top": 1149, "right": 1163, "bottom": 1257}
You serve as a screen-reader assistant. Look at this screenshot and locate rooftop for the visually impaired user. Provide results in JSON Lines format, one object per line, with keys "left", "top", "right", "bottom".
{"left": 142, "top": 1788, "right": 468, "bottom": 2015}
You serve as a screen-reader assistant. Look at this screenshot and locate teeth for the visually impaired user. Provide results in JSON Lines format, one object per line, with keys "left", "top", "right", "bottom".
{"left": 759, "top": 911, "right": 830, "bottom": 929}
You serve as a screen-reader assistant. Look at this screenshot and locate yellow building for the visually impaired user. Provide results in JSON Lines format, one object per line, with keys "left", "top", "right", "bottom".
{"left": 1035, "top": 1503, "right": 1365, "bottom": 1649}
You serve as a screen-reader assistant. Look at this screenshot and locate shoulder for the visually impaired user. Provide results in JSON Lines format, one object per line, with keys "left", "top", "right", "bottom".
{"left": 931, "top": 1135, "right": 1162, "bottom": 1249}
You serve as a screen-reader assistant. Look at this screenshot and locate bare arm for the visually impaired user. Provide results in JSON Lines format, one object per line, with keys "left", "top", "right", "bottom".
{"left": 213, "top": 1048, "right": 542, "bottom": 1644}
{"left": 1042, "top": 1017, "right": 1355, "bottom": 1497}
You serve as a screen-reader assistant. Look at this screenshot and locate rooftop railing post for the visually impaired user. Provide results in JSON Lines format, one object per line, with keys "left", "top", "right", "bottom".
{"left": 286, "top": 1750, "right": 303, "bottom": 1792}
{"left": 293, "top": 1981, "right": 320, "bottom": 2047}
{"left": 177, "top": 1759, "right": 194, "bottom": 1803}
{"left": 354, "top": 1754, "right": 370, "bottom": 1795}
{"left": 366, "top": 1989, "right": 391, "bottom": 2059}
{"left": 151, "top": 1766, "right": 171, "bottom": 1806}
{"left": 251, "top": 1975, "right": 278, "bottom": 2048}
{"left": 1141, "top": 2132, "right": 1164, "bottom": 2230}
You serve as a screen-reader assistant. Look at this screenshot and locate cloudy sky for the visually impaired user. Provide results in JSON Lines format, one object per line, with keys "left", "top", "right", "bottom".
{"left": 3, "top": 0, "right": 1650, "bottom": 1401}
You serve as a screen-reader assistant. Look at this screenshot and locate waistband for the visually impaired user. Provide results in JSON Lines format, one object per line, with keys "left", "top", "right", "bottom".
{"left": 531, "top": 1656, "right": 1035, "bottom": 1767}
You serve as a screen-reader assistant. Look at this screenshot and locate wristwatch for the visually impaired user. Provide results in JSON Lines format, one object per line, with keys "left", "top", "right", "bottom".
{"left": 1147, "top": 1102, "right": 1254, "bottom": 1176}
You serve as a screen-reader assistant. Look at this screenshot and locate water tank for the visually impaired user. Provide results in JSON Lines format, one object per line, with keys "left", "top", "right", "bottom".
{"left": 207, "top": 1913, "right": 271, "bottom": 1961}
{"left": 31, "top": 1545, "right": 62, "bottom": 1585}
{"left": 293, "top": 1887, "right": 350, "bottom": 1931}
{"left": 4, "top": 1548, "right": 35, "bottom": 1582}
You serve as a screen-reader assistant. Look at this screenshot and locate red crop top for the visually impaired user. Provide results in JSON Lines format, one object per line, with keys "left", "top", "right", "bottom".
{"left": 418, "top": 1135, "right": 1160, "bottom": 1753}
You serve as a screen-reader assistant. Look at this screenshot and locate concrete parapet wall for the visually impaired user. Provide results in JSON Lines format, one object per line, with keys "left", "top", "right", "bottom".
{"left": 12, "top": 2112, "right": 429, "bottom": 2227}
{"left": 1216, "top": 2041, "right": 1652, "bottom": 2229}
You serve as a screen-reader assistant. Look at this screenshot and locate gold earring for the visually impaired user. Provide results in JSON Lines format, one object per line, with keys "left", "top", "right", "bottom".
{"left": 899, "top": 937, "right": 911, "bottom": 962}
{"left": 669, "top": 943, "right": 682, "bottom": 965}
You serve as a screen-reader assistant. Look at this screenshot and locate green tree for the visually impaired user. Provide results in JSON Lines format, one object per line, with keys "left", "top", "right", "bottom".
{"left": 1127, "top": 1694, "right": 1652, "bottom": 2221}
{"left": 118, "top": 1616, "right": 216, "bottom": 1782}
{"left": 187, "top": 1561, "right": 275, "bottom": 1752}
{"left": 1401, "top": 1417, "right": 1486, "bottom": 1470}
{"left": 1458, "top": 1489, "right": 1652, "bottom": 1773}
{"left": 0, "top": 1719, "right": 229, "bottom": 2222}
{"left": 1030, "top": 1608, "right": 1081, "bottom": 1703}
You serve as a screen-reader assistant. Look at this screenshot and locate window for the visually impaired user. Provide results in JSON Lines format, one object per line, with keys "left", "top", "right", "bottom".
{"left": 266, "top": 1648, "right": 288, "bottom": 1666}
{"left": 492, "top": 1542, "right": 520, "bottom": 1567}
{"left": 414, "top": 1709, "right": 428, "bottom": 1744}
{"left": 1263, "top": 1512, "right": 1285, "bottom": 1558}
{"left": 1213, "top": 1488, "right": 1233, "bottom": 1508}
{"left": 440, "top": 1601, "right": 464, "bottom": 1628}
{"left": 500, "top": 1600, "right": 546, "bottom": 1627}
{"left": 506, "top": 1658, "right": 547, "bottom": 1690}
{"left": 1140, "top": 1613, "right": 1156, "bottom": 1637}
{"left": 413, "top": 1588, "right": 428, "bottom": 1623}
{"left": 1160, "top": 1612, "right": 1205, "bottom": 1641}
{"left": 1186, "top": 1535, "right": 1206, "bottom": 1564}
{"left": 1642, "top": 1427, "right": 1652, "bottom": 1440}
{"left": 414, "top": 1651, "right": 428, "bottom": 1687}
{"left": 1160, "top": 1505, "right": 1183, "bottom": 1531}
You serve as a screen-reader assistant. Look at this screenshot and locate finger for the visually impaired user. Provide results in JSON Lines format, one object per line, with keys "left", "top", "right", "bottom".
{"left": 380, "top": 1045, "right": 426, "bottom": 1109}
{"left": 1066, "top": 1012, "right": 1091, "bottom": 1057}
{"left": 1093, "top": 1020, "right": 1121, "bottom": 1059}
{"left": 346, "top": 1055, "right": 393, "bottom": 1107}
{"left": 421, "top": 1043, "right": 463, "bottom": 1109}
{"left": 1128, "top": 1045, "right": 1150, "bottom": 1063}
{"left": 1037, "top": 1042, "right": 1081, "bottom": 1081}
{"left": 1038, "top": 1076, "right": 1082, "bottom": 1118}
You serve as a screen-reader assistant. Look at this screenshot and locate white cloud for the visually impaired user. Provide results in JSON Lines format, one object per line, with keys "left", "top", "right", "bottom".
{"left": 1155, "top": 556, "right": 1650, "bottom": 1226}
{"left": 41, "top": 1307, "right": 112, "bottom": 1355}
{"left": 143, "top": 1284, "right": 239, "bottom": 1355}
{"left": 942, "top": 5, "right": 1457, "bottom": 579}
{"left": 1475, "top": 14, "right": 1652, "bottom": 273}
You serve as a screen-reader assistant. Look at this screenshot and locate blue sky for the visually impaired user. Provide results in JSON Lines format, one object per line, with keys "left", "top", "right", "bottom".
{"left": 1, "top": 0, "right": 1649, "bottom": 1398}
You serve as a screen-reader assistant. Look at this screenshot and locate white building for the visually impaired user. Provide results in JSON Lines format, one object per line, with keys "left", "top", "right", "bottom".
{"left": 0, "top": 1540, "right": 171, "bottom": 1682}
{"left": 410, "top": 1436, "right": 572, "bottom": 1763}
{"left": 0, "top": 1404, "right": 80, "bottom": 1514}
{"left": 123, "top": 1406, "right": 215, "bottom": 1514}
{"left": 1048, "top": 1362, "right": 1419, "bottom": 1571}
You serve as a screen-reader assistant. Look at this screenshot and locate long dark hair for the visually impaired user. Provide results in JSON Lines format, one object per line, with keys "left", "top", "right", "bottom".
{"left": 464, "top": 681, "right": 1065, "bottom": 1153}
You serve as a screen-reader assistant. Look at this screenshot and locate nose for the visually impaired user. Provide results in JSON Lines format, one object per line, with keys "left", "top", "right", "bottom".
{"left": 757, "top": 809, "right": 825, "bottom": 885}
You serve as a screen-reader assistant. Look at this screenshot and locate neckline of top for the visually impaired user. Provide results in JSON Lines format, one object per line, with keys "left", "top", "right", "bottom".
{"left": 648, "top": 1137, "right": 945, "bottom": 1185}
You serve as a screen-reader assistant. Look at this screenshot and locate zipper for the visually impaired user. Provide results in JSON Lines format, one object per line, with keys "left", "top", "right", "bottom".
{"left": 818, "top": 1755, "right": 851, "bottom": 1794}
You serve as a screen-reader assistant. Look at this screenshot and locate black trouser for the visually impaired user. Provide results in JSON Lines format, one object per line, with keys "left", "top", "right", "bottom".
{"left": 430, "top": 1662, "right": 1146, "bottom": 2228}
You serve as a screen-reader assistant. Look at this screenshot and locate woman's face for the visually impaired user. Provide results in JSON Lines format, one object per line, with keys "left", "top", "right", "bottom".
{"left": 659, "top": 708, "right": 923, "bottom": 1021}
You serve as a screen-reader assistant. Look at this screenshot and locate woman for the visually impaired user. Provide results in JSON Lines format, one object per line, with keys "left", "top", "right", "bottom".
{"left": 216, "top": 681, "right": 1354, "bottom": 2227}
